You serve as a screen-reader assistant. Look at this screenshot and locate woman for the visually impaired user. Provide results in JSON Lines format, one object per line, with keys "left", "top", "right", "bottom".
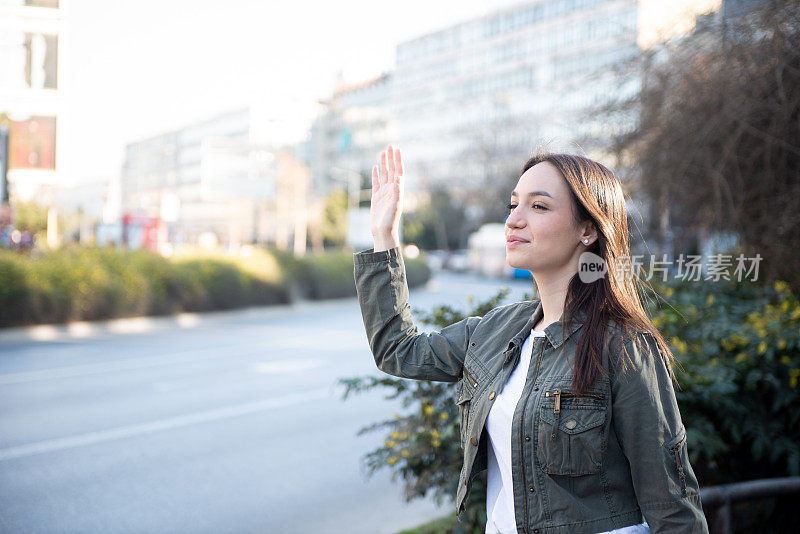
{"left": 354, "top": 146, "right": 709, "bottom": 534}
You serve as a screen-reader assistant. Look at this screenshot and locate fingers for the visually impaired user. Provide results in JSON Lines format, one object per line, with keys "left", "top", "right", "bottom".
{"left": 377, "top": 146, "right": 402, "bottom": 185}
{"left": 380, "top": 151, "right": 389, "bottom": 184}
{"left": 394, "top": 148, "right": 403, "bottom": 178}
{"left": 387, "top": 145, "right": 395, "bottom": 179}
{"left": 371, "top": 165, "right": 379, "bottom": 192}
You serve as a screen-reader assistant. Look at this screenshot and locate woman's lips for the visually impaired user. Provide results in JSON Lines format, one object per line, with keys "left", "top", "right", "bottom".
{"left": 506, "top": 237, "right": 530, "bottom": 249}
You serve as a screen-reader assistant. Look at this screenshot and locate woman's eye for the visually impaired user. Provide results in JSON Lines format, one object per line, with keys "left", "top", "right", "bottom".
{"left": 508, "top": 202, "right": 547, "bottom": 211}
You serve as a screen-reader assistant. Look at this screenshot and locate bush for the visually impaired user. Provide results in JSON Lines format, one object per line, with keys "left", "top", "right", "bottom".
{"left": 0, "top": 246, "right": 430, "bottom": 327}
{"left": 341, "top": 277, "right": 800, "bottom": 533}
{"left": 649, "top": 277, "right": 800, "bottom": 531}
{"left": 8, "top": 246, "right": 151, "bottom": 324}
{"left": 275, "top": 248, "right": 432, "bottom": 300}
{"left": 405, "top": 255, "right": 433, "bottom": 289}
{"left": 0, "top": 246, "right": 431, "bottom": 327}
{"left": 293, "top": 250, "right": 359, "bottom": 300}
{"left": 0, "top": 251, "right": 30, "bottom": 326}
{"left": 396, "top": 512, "right": 460, "bottom": 534}
{"left": 0, "top": 247, "right": 290, "bottom": 327}
{"left": 126, "top": 251, "right": 186, "bottom": 315}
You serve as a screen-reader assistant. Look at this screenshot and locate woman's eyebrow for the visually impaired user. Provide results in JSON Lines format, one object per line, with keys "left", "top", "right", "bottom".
{"left": 510, "top": 190, "right": 553, "bottom": 199}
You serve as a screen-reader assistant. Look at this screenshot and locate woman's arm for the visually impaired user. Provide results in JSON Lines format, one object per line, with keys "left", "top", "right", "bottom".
{"left": 610, "top": 331, "right": 709, "bottom": 533}
{"left": 355, "top": 246, "right": 481, "bottom": 382}
{"left": 354, "top": 146, "right": 481, "bottom": 382}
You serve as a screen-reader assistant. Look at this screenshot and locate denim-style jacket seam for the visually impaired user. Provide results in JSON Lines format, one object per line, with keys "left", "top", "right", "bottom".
{"left": 641, "top": 495, "right": 702, "bottom": 510}
{"left": 548, "top": 509, "right": 643, "bottom": 528}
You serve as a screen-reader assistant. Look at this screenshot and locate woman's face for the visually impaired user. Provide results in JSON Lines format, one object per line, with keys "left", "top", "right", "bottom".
{"left": 505, "top": 161, "right": 588, "bottom": 273}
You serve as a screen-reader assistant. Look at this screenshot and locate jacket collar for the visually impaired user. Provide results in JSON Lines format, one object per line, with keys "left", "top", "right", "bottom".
{"left": 507, "top": 300, "right": 587, "bottom": 351}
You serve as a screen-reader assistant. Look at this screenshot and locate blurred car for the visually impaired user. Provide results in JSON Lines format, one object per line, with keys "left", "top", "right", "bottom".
{"left": 468, "top": 223, "right": 513, "bottom": 278}
{"left": 444, "top": 250, "right": 470, "bottom": 272}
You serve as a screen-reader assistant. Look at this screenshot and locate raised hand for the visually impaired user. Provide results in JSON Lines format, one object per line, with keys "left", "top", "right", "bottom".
{"left": 370, "top": 145, "right": 404, "bottom": 252}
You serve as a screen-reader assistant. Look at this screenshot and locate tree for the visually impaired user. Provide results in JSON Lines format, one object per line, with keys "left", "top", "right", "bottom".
{"left": 320, "top": 189, "right": 348, "bottom": 247}
{"left": 456, "top": 98, "right": 532, "bottom": 227}
{"left": 402, "top": 186, "right": 482, "bottom": 251}
{"left": 585, "top": 0, "right": 800, "bottom": 289}
{"left": 13, "top": 200, "right": 48, "bottom": 234}
{"left": 404, "top": 99, "right": 532, "bottom": 252}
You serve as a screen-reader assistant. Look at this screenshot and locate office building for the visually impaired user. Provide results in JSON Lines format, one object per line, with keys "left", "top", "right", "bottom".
{"left": 122, "top": 107, "right": 310, "bottom": 253}
{"left": 392, "top": 0, "right": 726, "bottom": 190}
{"left": 0, "top": 0, "right": 66, "bottom": 205}
{"left": 306, "top": 73, "right": 393, "bottom": 201}
{"left": 311, "top": 1, "right": 725, "bottom": 198}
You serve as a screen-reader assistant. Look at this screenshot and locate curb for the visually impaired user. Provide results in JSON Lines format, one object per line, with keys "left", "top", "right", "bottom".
{"left": 0, "top": 297, "right": 359, "bottom": 344}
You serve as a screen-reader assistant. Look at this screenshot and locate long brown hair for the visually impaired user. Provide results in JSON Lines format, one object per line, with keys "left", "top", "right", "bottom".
{"left": 521, "top": 153, "right": 676, "bottom": 393}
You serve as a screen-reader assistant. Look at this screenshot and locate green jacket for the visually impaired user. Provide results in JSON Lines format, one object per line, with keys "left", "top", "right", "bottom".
{"left": 354, "top": 247, "right": 709, "bottom": 534}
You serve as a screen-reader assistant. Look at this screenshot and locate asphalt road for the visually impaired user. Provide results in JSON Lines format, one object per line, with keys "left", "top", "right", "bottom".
{"left": 0, "top": 270, "right": 533, "bottom": 534}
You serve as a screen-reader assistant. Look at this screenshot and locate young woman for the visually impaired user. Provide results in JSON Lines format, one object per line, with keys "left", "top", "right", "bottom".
{"left": 354, "top": 146, "right": 709, "bottom": 534}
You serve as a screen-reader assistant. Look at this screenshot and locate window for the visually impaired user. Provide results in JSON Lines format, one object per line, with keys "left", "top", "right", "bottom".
{"left": 24, "top": 33, "right": 58, "bottom": 89}
{"left": 25, "top": 0, "right": 59, "bottom": 7}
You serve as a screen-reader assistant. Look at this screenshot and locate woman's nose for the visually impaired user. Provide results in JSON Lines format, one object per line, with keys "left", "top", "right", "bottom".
{"left": 506, "top": 208, "right": 525, "bottom": 229}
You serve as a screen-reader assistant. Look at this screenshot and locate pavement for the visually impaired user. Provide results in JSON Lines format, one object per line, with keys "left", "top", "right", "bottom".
{"left": 0, "top": 270, "right": 532, "bottom": 533}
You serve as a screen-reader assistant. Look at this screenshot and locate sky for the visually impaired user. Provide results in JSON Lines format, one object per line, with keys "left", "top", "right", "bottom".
{"left": 62, "top": 0, "right": 512, "bottom": 184}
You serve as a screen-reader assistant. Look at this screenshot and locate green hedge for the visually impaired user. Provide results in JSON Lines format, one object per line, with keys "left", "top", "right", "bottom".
{"left": 0, "top": 246, "right": 290, "bottom": 326}
{"left": 652, "top": 277, "right": 800, "bottom": 489}
{"left": 0, "top": 246, "right": 432, "bottom": 327}
{"left": 276, "top": 249, "right": 431, "bottom": 300}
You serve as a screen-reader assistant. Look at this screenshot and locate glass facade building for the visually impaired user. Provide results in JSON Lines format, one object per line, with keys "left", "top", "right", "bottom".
{"left": 311, "top": 0, "right": 725, "bottom": 201}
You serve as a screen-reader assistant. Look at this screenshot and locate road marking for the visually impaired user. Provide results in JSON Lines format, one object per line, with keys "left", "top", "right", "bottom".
{"left": 251, "top": 359, "right": 324, "bottom": 374}
{"left": 0, "top": 332, "right": 363, "bottom": 385}
{"left": 0, "top": 347, "right": 235, "bottom": 385}
{"left": 0, "top": 387, "right": 332, "bottom": 461}
{"left": 150, "top": 359, "right": 325, "bottom": 392}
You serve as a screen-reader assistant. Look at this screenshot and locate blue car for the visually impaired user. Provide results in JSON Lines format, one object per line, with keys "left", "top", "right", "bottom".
{"left": 512, "top": 268, "right": 532, "bottom": 279}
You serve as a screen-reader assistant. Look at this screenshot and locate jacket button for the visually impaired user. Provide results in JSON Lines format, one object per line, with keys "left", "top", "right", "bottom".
{"left": 470, "top": 342, "right": 476, "bottom": 347}
{"left": 488, "top": 391, "right": 496, "bottom": 400}
{"left": 525, "top": 435, "right": 531, "bottom": 442}
{"left": 565, "top": 419, "right": 577, "bottom": 429}
{"left": 470, "top": 436, "right": 478, "bottom": 446}
{"left": 533, "top": 530, "right": 540, "bottom": 534}
{"left": 529, "top": 485, "right": 535, "bottom": 494}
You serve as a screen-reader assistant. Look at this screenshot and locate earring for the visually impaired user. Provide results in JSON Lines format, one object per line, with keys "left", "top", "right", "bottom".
{"left": 583, "top": 239, "right": 589, "bottom": 244}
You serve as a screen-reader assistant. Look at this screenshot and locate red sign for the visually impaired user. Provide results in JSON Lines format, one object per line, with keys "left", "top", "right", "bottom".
{"left": 122, "top": 213, "right": 164, "bottom": 252}
{"left": 9, "top": 116, "right": 56, "bottom": 170}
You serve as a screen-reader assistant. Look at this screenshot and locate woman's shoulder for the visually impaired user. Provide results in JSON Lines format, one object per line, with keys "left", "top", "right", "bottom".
{"left": 472, "top": 299, "right": 539, "bottom": 337}
{"left": 602, "top": 315, "right": 657, "bottom": 347}
{"left": 601, "top": 317, "right": 666, "bottom": 376}
{"left": 482, "top": 298, "right": 538, "bottom": 322}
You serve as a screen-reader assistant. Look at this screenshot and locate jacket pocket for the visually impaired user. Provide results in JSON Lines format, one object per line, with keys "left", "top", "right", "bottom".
{"left": 455, "top": 377, "right": 477, "bottom": 449}
{"left": 664, "top": 426, "right": 689, "bottom": 496}
{"left": 537, "top": 389, "right": 607, "bottom": 476}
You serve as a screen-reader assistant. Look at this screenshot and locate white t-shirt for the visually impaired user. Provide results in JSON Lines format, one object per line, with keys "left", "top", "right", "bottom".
{"left": 484, "top": 329, "right": 650, "bottom": 534}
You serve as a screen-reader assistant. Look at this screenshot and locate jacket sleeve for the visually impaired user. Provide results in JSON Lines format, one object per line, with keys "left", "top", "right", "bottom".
{"left": 609, "top": 330, "right": 709, "bottom": 533}
{"left": 353, "top": 247, "right": 482, "bottom": 382}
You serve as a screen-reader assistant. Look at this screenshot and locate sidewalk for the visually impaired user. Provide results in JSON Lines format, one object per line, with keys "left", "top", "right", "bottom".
{"left": 0, "top": 296, "right": 359, "bottom": 344}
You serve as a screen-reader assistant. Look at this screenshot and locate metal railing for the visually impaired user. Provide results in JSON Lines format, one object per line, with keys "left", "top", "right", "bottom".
{"left": 699, "top": 477, "right": 800, "bottom": 534}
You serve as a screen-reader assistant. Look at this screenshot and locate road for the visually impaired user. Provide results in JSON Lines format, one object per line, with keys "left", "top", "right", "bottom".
{"left": 0, "top": 270, "right": 533, "bottom": 534}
